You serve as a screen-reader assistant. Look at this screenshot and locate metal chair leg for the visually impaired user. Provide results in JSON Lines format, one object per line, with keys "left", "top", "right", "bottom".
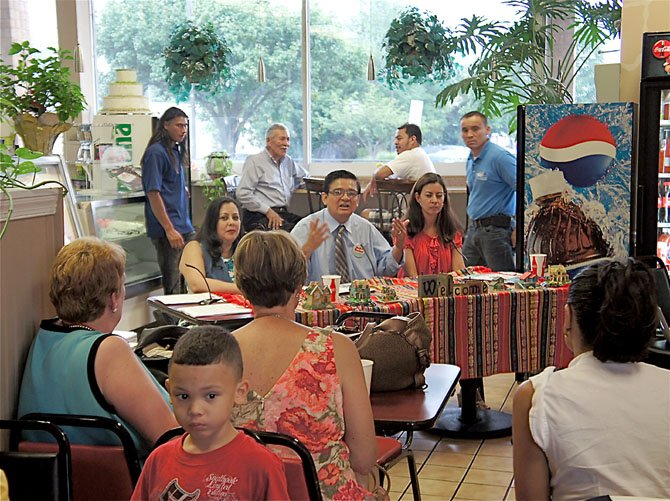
{"left": 406, "top": 450, "right": 421, "bottom": 501}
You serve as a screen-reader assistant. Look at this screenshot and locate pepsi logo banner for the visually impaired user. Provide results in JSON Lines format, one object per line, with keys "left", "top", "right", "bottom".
{"left": 522, "top": 103, "right": 635, "bottom": 272}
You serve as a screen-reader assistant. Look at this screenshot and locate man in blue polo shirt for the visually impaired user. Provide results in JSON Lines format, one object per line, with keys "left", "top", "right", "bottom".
{"left": 460, "top": 111, "right": 516, "bottom": 272}
{"left": 141, "top": 107, "right": 195, "bottom": 295}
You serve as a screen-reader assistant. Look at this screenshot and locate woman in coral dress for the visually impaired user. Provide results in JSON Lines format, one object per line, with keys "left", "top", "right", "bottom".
{"left": 230, "top": 231, "right": 379, "bottom": 500}
{"left": 403, "top": 173, "right": 465, "bottom": 277}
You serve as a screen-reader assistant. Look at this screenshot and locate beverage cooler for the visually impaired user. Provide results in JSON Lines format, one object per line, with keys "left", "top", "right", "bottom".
{"left": 638, "top": 32, "right": 670, "bottom": 265}
{"left": 516, "top": 102, "right": 637, "bottom": 274}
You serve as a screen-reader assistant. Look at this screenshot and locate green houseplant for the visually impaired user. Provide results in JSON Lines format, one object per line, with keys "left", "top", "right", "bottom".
{"left": 435, "top": 0, "right": 622, "bottom": 131}
{"left": 0, "top": 41, "right": 86, "bottom": 154}
{"left": 0, "top": 140, "right": 67, "bottom": 240}
{"left": 381, "top": 7, "right": 454, "bottom": 89}
{"left": 202, "top": 151, "right": 233, "bottom": 206}
{"left": 164, "top": 21, "right": 232, "bottom": 101}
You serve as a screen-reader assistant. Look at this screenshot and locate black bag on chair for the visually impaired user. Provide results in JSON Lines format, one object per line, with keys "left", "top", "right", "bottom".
{"left": 355, "top": 312, "right": 432, "bottom": 392}
{"left": 134, "top": 325, "right": 189, "bottom": 383}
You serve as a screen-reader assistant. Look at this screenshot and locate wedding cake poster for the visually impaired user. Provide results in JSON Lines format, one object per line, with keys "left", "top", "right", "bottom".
{"left": 520, "top": 102, "right": 636, "bottom": 271}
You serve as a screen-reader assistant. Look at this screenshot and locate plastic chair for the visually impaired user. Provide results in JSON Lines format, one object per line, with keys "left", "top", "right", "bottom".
{"left": 0, "top": 418, "right": 72, "bottom": 501}
{"left": 20, "top": 413, "right": 141, "bottom": 501}
{"left": 155, "top": 427, "right": 323, "bottom": 501}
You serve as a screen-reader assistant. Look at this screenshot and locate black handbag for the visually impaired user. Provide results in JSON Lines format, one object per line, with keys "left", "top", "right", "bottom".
{"left": 355, "top": 312, "right": 432, "bottom": 392}
{"left": 134, "top": 325, "right": 188, "bottom": 383}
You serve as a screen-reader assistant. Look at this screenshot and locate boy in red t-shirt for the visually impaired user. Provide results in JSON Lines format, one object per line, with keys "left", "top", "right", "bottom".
{"left": 132, "top": 326, "right": 289, "bottom": 500}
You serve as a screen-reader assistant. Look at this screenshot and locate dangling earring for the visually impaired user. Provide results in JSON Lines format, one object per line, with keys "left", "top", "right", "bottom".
{"left": 112, "top": 307, "right": 118, "bottom": 313}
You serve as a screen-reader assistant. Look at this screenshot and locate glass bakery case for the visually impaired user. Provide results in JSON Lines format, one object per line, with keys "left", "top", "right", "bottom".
{"left": 77, "top": 193, "right": 161, "bottom": 296}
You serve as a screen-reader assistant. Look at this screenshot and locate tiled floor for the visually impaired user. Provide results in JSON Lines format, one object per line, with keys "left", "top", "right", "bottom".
{"left": 386, "top": 372, "right": 518, "bottom": 501}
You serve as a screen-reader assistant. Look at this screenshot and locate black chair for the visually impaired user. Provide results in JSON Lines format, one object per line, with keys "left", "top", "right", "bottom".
{"left": 240, "top": 428, "right": 323, "bottom": 501}
{"left": 20, "top": 413, "right": 141, "bottom": 501}
{"left": 0, "top": 418, "right": 72, "bottom": 501}
{"left": 639, "top": 256, "right": 670, "bottom": 310}
{"left": 154, "top": 427, "right": 323, "bottom": 501}
{"left": 153, "top": 426, "right": 186, "bottom": 448}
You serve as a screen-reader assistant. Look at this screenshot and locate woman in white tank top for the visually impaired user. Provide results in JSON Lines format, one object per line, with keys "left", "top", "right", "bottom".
{"left": 512, "top": 258, "right": 670, "bottom": 501}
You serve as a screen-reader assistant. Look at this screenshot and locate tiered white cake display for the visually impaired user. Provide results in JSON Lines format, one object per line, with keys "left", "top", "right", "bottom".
{"left": 100, "top": 69, "right": 151, "bottom": 114}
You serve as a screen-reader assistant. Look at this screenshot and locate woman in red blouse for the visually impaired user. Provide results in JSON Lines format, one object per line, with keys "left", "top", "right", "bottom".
{"left": 403, "top": 173, "right": 465, "bottom": 277}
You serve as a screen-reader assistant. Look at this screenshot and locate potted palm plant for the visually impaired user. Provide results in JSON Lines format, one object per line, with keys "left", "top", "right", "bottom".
{"left": 0, "top": 41, "right": 86, "bottom": 154}
{"left": 435, "top": 0, "right": 622, "bottom": 131}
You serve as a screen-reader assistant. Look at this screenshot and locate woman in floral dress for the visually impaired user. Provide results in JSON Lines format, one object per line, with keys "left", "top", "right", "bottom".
{"left": 231, "top": 231, "right": 378, "bottom": 500}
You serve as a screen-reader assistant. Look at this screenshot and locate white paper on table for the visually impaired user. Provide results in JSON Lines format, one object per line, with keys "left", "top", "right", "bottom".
{"left": 339, "top": 283, "right": 351, "bottom": 294}
{"left": 178, "top": 303, "right": 253, "bottom": 318}
{"left": 464, "top": 271, "right": 522, "bottom": 283}
{"left": 153, "top": 293, "right": 216, "bottom": 305}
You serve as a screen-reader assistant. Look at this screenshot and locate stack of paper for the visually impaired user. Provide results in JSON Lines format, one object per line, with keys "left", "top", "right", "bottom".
{"left": 178, "top": 303, "right": 253, "bottom": 318}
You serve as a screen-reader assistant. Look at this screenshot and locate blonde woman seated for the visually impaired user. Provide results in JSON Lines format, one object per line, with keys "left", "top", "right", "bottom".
{"left": 179, "top": 196, "right": 242, "bottom": 294}
{"left": 231, "top": 231, "right": 379, "bottom": 500}
{"left": 18, "top": 238, "right": 177, "bottom": 457}
{"left": 513, "top": 259, "right": 670, "bottom": 501}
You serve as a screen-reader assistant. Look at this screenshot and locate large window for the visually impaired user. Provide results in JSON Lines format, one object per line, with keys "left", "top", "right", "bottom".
{"left": 92, "top": 0, "right": 616, "bottom": 170}
{"left": 94, "top": 0, "right": 302, "bottom": 167}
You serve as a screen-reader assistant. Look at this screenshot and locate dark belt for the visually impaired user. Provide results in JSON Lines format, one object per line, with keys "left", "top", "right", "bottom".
{"left": 272, "top": 205, "right": 289, "bottom": 212}
{"left": 473, "top": 215, "right": 512, "bottom": 228}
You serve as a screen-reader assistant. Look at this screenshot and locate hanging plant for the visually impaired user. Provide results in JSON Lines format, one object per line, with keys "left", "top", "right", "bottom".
{"left": 381, "top": 7, "right": 454, "bottom": 89}
{"left": 164, "top": 21, "right": 232, "bottom": 101}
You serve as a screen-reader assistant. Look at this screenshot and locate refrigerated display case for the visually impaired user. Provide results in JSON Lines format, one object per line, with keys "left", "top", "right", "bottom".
{"left": 638, "top": 32, "right": 670, "bottom": 263}
{"left": 76, "top": 193, "right": 161, "bottom": 297}
{"left": 21, "top": 155, "right": 84, "bottom": 242}
{"left": 637, "top": 32, "right": 670, "bottom": 264}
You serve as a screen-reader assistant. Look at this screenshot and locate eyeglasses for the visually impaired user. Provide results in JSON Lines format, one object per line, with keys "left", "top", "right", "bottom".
{"left": 329, "top": 189, "right": 360, "bottom": 198}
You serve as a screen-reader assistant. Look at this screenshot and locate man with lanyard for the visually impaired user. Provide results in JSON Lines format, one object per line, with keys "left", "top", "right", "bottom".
{"left": 460, "top": 111, "right": 516, "bottom": 272}
{"left": 237, "top": 123, "right": 307, "bottom": 232}
{"left": 291, "top": 169, "right": 406, "bottom": 283}
{"left": 141, "top": 107, "right": 195, "bottom": 295}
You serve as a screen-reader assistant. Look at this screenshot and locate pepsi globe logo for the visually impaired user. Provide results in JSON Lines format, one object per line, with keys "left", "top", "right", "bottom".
{"left": 539, "top": 115, "right": 616, "bottom": 187}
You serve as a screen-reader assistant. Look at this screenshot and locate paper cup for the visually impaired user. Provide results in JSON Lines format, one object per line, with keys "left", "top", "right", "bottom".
{"left": 361, "top": 359, "right": 374, "bottom": 395}
{"left": 530, "top": 253, "right": 547, "bottom": 278}
{"left": 322, "top": 274, "right": 341, "bottom": 302}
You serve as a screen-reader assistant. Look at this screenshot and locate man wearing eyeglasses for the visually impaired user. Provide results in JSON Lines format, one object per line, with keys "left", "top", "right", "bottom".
{"left": 237, "top": 123, "right": 308, "bottom": 232}
{"left": 291, "top": 170, "right": 407, "bottom": 283}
